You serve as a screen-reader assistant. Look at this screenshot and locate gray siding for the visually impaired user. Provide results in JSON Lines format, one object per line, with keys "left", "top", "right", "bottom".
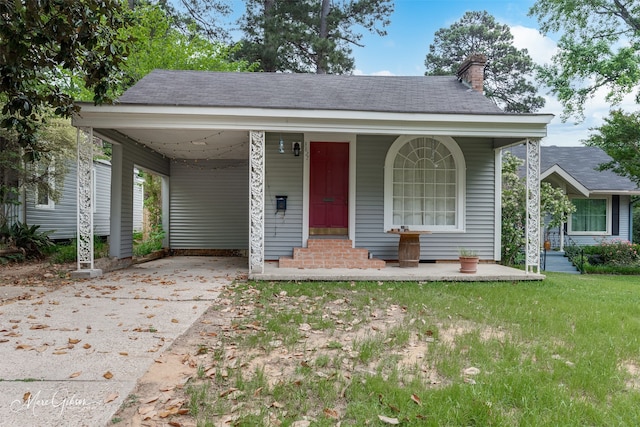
{"left": 354, "top": 135, "right": 396, "bottom": 259}
{"left": 26, "top": 160, "right": 111, "bottom": 240}
{"left": 354, "top": 136, "right": 497, "bottom": 261}
{"left": 264, "top": 133, "right": 304, "bottom": 260}
{"left": 170, "top": 159, "right": 248, "bottom": 249}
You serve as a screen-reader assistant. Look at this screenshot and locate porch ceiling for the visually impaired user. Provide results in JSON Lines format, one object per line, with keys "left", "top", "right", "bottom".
{"left": 98, "top": 128, "right": 249, "bottom": 160}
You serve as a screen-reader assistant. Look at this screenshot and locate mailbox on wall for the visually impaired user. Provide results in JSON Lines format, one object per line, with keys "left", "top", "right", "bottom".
{"left": 275, "top": 195, "right": 287, "bottom": 213}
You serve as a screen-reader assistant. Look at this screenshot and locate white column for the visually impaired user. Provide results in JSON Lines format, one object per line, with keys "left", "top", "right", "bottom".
{"left": 73, "top": 128, "right": 101, "bottom": 277}
{"left": 525, "top": 138, "right": 541, "bottom": 274}
{"left": 249, "top": 130, "right": 265, "bottom": 274}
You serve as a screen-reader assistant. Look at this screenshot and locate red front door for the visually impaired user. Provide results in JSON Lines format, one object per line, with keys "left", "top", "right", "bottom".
{"left": 309, "top": 142, "right": 349, "bottom": 235}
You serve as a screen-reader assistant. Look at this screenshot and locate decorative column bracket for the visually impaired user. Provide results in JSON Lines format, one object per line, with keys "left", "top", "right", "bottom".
{"left": 249, "top": 130, "right": 265, "bottom": 274}
{"left": 525, "top": 138, "right": 541, "bottom": 274}
{"left": 72, "top": 127, "right": 102, "bottom": 278}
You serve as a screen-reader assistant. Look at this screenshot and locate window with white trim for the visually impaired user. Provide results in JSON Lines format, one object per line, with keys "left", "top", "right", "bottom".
{"left": 384, "top": 136, "right": 465, "bottom": 231}
{"left": 35, "top": 160, "right": 55, "bottom": 210}
{"left": 569, "top": 197, "right": 610, "bottom": 235}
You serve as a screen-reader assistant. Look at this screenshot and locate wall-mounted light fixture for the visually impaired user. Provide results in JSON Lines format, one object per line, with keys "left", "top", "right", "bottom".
{"left": 278, "top": 136, "right": 285, "bottom": 154}
{"left": 293, "top": 142, "right": 301, "bottom": 157}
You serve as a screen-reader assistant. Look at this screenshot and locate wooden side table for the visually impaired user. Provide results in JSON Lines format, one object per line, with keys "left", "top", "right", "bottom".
{"left": 387, "top": 230, "right": 431, "bottom": 268}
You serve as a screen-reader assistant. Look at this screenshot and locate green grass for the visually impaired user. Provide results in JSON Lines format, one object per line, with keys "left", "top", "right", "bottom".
{"left": 185, "top": 273, "right": 640, "bottom": 426}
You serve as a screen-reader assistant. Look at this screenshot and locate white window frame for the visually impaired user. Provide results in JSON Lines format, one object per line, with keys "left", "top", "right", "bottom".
{"left": 568, "top": 196, "right": 611, "bottom": 236}
{"left": 384, "top": 135, "right": 466, "bottom": 232}
{"left": 35, "top": 160, "right": 55, "bottom": 210}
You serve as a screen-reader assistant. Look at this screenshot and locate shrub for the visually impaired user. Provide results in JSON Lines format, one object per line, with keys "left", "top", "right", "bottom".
{"left": 0, "top": 222, "right": 53, "bottom": 259}
{"left": 133, "top": 228, "right": 164, "bottom": 257}
{"left": 50, "top": 236, "right": 109, "bottom": 264}
{"left": 598, "top": 239, "right": 640, "bottom": 266}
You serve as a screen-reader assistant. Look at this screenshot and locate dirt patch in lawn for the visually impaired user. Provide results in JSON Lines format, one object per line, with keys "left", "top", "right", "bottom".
{"left": 111, "top": 282, "right": 506, "bottom": 426}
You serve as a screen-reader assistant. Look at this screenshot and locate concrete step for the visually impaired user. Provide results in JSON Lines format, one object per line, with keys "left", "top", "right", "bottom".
{"left": 542, "top": 251, "right": 580, "bottom": 274}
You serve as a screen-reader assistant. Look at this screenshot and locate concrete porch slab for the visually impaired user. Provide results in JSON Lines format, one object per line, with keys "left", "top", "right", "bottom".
{"left": 251, "top": 261, "right": 545, "bottom": 282}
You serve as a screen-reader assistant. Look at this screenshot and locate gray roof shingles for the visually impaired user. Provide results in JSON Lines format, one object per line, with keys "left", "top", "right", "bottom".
{"left": 510, "top": 145, "right": 639, "bottom": 192}
{"left": 117, "top": 69, "right": 505, "bottom": 115}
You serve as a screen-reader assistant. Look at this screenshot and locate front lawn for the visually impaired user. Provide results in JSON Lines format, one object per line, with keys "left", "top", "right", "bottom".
{"left": 176, "top": 273, "right": 640, "bottom": 426}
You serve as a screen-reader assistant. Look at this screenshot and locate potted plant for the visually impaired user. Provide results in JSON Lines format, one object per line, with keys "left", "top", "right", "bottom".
{"left": 458, "top": 248, "right": 479, "bottom": 273}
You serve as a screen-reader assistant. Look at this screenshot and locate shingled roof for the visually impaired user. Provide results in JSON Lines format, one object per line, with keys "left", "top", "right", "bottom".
{"left": 510, "top": 145, "right": 639, "bottom": 192}
{"left": 117, "top": 69, "right": 505, "bottom": 115}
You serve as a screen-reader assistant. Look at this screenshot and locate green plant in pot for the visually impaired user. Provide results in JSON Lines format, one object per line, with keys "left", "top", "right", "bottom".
{"left": 459, "top": 248, "right": 479, "bottom": 273}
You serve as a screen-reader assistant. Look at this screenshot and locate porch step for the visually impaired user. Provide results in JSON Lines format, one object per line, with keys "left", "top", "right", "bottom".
{"left": 279, "top": 239, "right": 386, "bottom": 269}
{"left": 543, "top": 251, "right": 580, "bottom": 274}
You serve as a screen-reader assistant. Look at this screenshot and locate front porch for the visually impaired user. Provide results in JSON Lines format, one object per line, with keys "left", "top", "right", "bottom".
{"left": 252, "top": 260, "right": 544, "bottom": 282}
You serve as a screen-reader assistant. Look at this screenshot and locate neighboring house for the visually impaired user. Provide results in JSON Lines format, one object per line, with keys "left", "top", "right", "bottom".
{"left": 16, "top": 159, "right": 111, "bottom": 240}
{"left": 9, "top": 161, "right": 145, "bottom": 241}
{"left": 511, "top": 146, "right": 640, "bottom": 248}
{"left": 72, "top": 55, "right": 553, "bottom": 276}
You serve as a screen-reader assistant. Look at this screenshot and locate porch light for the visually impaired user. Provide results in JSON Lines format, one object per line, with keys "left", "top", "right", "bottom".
{"left": 293, "top": 142, "right": 301, "bottom": 157}
{"left": 279, "top": 137, "right": 285, "bottom": 154}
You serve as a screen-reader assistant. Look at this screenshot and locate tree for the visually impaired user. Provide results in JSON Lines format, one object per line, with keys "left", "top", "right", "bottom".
{"left": 424, "top": 11, "right": 545, "bottom": 113}
{"left": 0, "top": 0, "right": 132, "bottom": 156}
{"left": 118, "top": 3, "right": 257, "bottom": 91}
{"left": 501, "top": 152, "right": 575, "bottom": 265}
{"left": 530, "top": 0, "right": 640, "bottom": 120}
{"left": 585, "top": 110, "right": 640, "bottom": 186}
{"left": 237, "top": 0, "right": 394, "bottom": 73}
{"left": 0, "top": 118, "right": 76, "bottom": 229}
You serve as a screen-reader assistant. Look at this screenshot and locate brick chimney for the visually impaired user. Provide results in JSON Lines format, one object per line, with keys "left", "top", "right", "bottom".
{"left": 456, "top": 54, "right": 487, "bottom": 93}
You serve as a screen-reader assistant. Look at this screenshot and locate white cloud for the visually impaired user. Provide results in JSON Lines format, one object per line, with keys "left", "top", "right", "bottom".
{"left": 510, "top": 25, "right": 557, "bottom": 65}
{"left": 353, "top": 69, "right": 395, "bottom": 76}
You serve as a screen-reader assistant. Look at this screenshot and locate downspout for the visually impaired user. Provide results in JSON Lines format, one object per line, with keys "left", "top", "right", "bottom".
{"left": 630, "top": 196, "right": 639, "bottom": 243}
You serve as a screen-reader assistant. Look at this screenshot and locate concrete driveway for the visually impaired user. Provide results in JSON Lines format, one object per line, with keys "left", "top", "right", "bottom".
{"left": 0, "top": 256, "right": 247, "bottom": 427}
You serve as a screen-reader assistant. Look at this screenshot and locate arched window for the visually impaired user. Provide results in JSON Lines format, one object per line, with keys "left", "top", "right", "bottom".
{"left": 384, "top": 136, "right": 465, "bottom": 231}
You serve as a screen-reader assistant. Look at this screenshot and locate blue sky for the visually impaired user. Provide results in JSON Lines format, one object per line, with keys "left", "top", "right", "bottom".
{"left": 349, "top": 0, "right": 624, "bottom": 147}
{"left": 351, "top": 0, "right": 538, "bottom": 76}
{"left": 222, "top": 0, "right": 635, "bottom": 147}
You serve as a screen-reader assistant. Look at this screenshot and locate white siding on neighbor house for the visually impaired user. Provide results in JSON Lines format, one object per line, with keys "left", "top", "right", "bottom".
{"left": 170, "top": 159, "right": 248, "bottom": 249}
{"left": 133, "top": 175, "right": 144, "bottom": 232}
{"left": 93, "top": 161, "right": 111, "bottom": 237}
{"left": 26, "top": 160, "right": 111, "bottom": 240}
{"left": 568, "top": 194, "right": 632, "bottom": 246}
{"left": 264, "top": 133, "right": 304, "bottom": 260}
{"left": 355, "top": 136, "right": 497, "bottom": 260}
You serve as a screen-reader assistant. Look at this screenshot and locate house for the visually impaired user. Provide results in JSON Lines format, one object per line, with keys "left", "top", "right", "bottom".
{"left": 71, "top": 55, "right": 553, "bottom": 277}
{"left": 512, "top": 146, "right": 640, "bottom": 248}
{"left": 6, "top": 160, "right": 144, "bottom": 241}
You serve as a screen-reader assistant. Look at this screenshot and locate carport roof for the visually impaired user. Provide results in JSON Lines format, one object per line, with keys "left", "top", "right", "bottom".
{"left": 118, "top": 69, "right": 505, "bottom": 115}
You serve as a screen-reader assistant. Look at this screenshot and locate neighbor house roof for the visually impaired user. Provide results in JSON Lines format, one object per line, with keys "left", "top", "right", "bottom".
{"left": 509, "top": 145, "right": 640, "bottom": 194}
{"left": 117, "top": 69, "right": 505, "bottom": 115}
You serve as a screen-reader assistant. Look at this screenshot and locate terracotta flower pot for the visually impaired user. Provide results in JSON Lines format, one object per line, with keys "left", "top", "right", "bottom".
{"left": 459, "top": 256, "right": 479, "bottom": 273}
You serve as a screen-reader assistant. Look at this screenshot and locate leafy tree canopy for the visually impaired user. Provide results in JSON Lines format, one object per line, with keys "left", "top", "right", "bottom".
{"left": 425, "top": 10, "right": 545, "bottom": 113}
{"left": 0, "top": 117, "right": 76, "bottom": 228}
{"left": 114, "top": 3, "right": 258, "bottom": 94}
{"left": 0, "top": 0, "right": 132, "bottom": 155}
{"left": 237, "top": 0, "right": 393, "bottom": 73}
{"left": 585, "top": 109, "right": 640, "bottom": 187}
{"left": 530, "top": 0, "right": 640, "bottom": 120}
